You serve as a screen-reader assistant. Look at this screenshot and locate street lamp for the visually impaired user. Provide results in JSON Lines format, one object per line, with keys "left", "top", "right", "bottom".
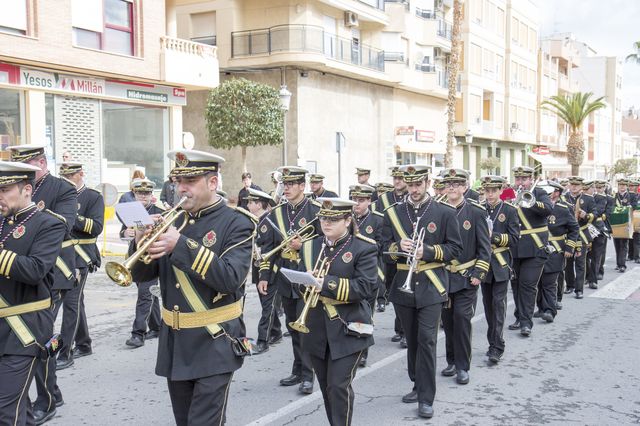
{"left": 279, "top": 85, "right": 292, "bottom": 164}
{"left": 465, "top": 129, "right": 473, "bottom": 144}
{"left": 490, "top": 140, "right": 498, "bottom": 174}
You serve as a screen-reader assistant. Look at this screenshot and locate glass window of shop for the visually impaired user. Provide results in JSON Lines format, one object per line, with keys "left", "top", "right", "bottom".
{"left": 0, "top": 88, "right": 24, "bottom": 160}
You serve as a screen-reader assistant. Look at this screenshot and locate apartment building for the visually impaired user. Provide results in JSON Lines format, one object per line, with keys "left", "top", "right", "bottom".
{"left": 175, "top": 0, "right": 459, "bottom": 196}
{"left": 0, "top": 0, "right": 219, "bottom": 188}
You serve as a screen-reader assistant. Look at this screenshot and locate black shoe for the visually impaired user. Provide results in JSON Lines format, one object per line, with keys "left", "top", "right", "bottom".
{"left": 358, "top": 356, "right": 367, "bottom": 368}
{"left": 541, "top": 312, "right": 554, "bottom": 323}
{"left": 125, "top": 335, "right": 144, "bottom": 348}
{"left": 72, "top": 346, "right": 92, "bottom": 358}
{"left": 145, "top": 330, "right": 160, "bottom": 340}
{"left": 508, "top": 321, "right": 521, "bottom": 330}
{"left": 441, "top": 364, "right": 456, "bottom": 377}
{"left": 399, "top": 336, "right": 407, "bottom": 348}
{"left": 615, "top": 266, "right": 620, "bottom": 271}
{"left": 564, "top": 288, "right": 574, "bottom": 294}
{"left": 620, "top": 266, "right": 627, "bottom": 273}
{"left": 56, "top": 356, "right": 74, "bottom": 370}
{"left": 55, "top": 396, "right": 64, "bottom": 408}
{"left": 597, "top": 273, "right": 604, "bottom": 280}
{"left": 268, "top": 333, "right": 283, "bottom": 345}
{"left": 279, "top": 374, "right": 302, "bottom": 386}
{"left": 418, "top": 403, "right": 434, "bottom": 419}
{"left": 391, "top": 334, "right": 402, "bottom": 343}
{"left": 376, "top": 304, "right": 385, "bottom": 313}
{"left": 33, "top": 408, "right": 56, "bottom": 425}
{"left": 298, "top": 381, "right": 313, "bottom": 394}
{"left": 402, "top": 390, "right": 418, "bottom": 403}
{"left": 575, "top": 291, "right": 584, "bottom": 299}
{"left": 488, "top": 348, "right": 502, "bottom": 363}
{"left": 555, "top": 302, "right": 563, "bottom": 310}
{"left": 533, "top": 310, "right": 541, "bottom": 318}
{"left": 456, "top": 370, "right": 469, "bottom": 384}
{"left": 283, "top": 331, "right": 291, "bottom": 337}
{"left": 253, "top": 341, "right": 269, "bottom": 355}
{"left": 635, "top": 259, "right": 640, "bottom": 264}
{"left": 588, "top": 282, "right": 598, "bottom": 289}
{"left": 520, "top": 326, "right": 531, "bottom": 337}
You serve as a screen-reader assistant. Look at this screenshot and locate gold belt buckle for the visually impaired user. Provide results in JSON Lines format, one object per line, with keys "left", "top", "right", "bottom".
{"left": 172, "top": 306, "right": 180, "bottom": 330}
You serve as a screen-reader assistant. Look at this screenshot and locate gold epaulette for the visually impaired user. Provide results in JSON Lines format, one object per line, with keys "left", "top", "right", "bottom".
{"left": 355, "top": 233, "right": 376, "bottom": 245}
{"left": 556, "top": 202, "right": 569, "bottom": 209}
{"left": 310, "top": 199, "right": 322, "bottom": 207}
{"left": 437, "top": 199, "right": 456, "bottom": 209}
{"left": 468, "top": 199, "right": 486, "bottom": 210}
{"left": 231, "top": 206, "right": 258, "bottom": 223}
{"left": 44, "top": 209, "right": 67, "bottom": 223}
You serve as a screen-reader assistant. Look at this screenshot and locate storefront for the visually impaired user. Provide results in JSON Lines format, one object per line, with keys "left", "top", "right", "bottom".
{"left": 0, "top": 61, "right": 186, "bottom": 190}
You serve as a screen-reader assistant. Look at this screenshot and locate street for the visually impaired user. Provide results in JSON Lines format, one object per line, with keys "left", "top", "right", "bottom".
{"left": 35, "top": 240, "right": 640, "bottom": 426}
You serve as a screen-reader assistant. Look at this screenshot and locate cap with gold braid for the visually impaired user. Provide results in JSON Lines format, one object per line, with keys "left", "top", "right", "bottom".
{"left": 567, "top": 176, "right": 584, "bottom": 185}
{"left": 355, "top": 167, "right": 371, "bottom": 176}
{"left": 349, "top": 184, "right": 376, "bottom": 199}
{"left": 276, "top": 166, "right": 307, "bottom": 183}
{"left": 6, "top": 143, "right": 47, "bottom": 163}
{"left": 309, "top": 174, "right": 325, "bottom": 183}
{"left": 0, "top": 161, "right": 40, "bottom": 186}
{"left": 316, "top": 197, "right": 356, "bottom": 218}
{"left": 167, "top": 149, "right": 225, "bottom": 178}
{"left": 399, "top": 164, "right": 431, "bottom": 183}
{"left": 131, "top": 178, "right": 156, "bottom": 193}
{"left": 442, "top": 168, "right": 469, "bottom": 183}
{"left": 59, "top": 162, "right": 83, "bottom": 176}
{"left": 244, "top": 187, "right": 276, "bottom": 207}
{"left": 594, "top": 179, "right": 607, "bottom": 187}
{"left": 432, "top": 177, "right": 445, "bottom": 190}
{"left": 389, "top": 166, "right": 404, "bottom": 178}
{"left": 375, "top": 182, "right": 394, "bottom": 193}
{"left": 582, "top": 180, "right": 594, "bottom": 189}
{"left": 512, "top": 166, "right": 535, "bottom": 177}
{"left": 481, "top": 175, "right": 506, "bottom": 189}
{"left": 618, "top": 178, "right": 630, "bottom": 186}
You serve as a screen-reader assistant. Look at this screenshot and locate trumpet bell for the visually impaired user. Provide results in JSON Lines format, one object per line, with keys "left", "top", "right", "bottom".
{"left": 106, "top": 261, "right": 133, "bottom": 287}
{"left": 288, "top": 320, "right": 310, "bottom": 334}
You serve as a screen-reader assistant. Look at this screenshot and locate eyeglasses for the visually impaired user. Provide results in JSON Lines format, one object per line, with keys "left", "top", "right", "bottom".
{"left": 444, "top": 182, "right": 463, "bottom": 189}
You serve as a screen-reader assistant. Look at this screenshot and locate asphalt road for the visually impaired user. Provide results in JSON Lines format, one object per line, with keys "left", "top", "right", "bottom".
{"left": 34, "top": 240, "right": 640, "bottom": 425}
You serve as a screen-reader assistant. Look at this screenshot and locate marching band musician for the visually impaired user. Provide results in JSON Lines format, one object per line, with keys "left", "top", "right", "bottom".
{"left": 508, "top": 166, "right": 552, "bottom": 337}
{"left": 355, "top": 168, "right": 378, "bottom": 202}
{"left": 0, "top": 161, "right": 67, "bottom": 426}
{"left": 308, "top": 174, "right": 338, "bottom": 199}
{"left": 432, "top": 177, "right": 447, "bottom": 202}
{"left": 374, "top": 182, "right": 394, "bottom": 199}
{"left": 122, "top": 178, "right": 164, "bottom": 348}
{"left": 382, "top": 164, "right": 462, "bottom": 419}
{"left": 296, "top": 197, "right": 377, "bottom": 426}
{"left": 247, "top": 188, "right": 282, "bottom": 355}
{"left": 57, "top": 163, "right": 104, "bottom": 366}
{"left": 260, "top": 166, "right": 322, "bottom": 394}
{"left": 612, "top": 179, "right": 636, "bottom": 273}
{"left": 596, "top": 181, "right": 615, "bottom": 280}
{"left": 129, "top": 150, "right": 256, "bottom": 426}
{"left": 537, "top": 181, "right": 579, "bottom": 322}
{"left": 480, "top": 176, "right": 519, "bottom": 364}
{"left": 628, "top": 179, "right": 640, "bottom": 262}
{"left": 586, "top": 180, "right": 607, "bottom": 289}
{"left": 440, "top": 169, "right": 491, "bottom": 385}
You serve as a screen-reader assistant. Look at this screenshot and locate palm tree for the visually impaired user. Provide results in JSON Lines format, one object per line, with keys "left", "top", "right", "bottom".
{"left": 444, "top": 0, "right": 463, "bottom": 168}
{"left": 541, "top": 92, "right": 606, "bottom": 175}
{"left": 626, "top": 41, "right": 640, "bottom": 64}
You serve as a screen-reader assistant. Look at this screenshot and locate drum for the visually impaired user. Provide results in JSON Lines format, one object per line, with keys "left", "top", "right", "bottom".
{"left": 611, "top": 206, "right": 633, "bottom": 239}
{"left": 634, "top": 209, "right": 640, "bottom": 233}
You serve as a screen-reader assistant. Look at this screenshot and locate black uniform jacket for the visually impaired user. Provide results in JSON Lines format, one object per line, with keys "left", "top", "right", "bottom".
{"left": 32, "top": 173, "right": 77, "bottom": 289}
{"left": 355, "top": 210, "right": 385, "bottom": 291}
{"left": 464, "top": 187, "right": 480, "bottom": 201}
{"left": 310, "top": 189, "right": 338, "bottom": 199}
{"left": 130, "top": 199, "right": 256, "bottom": 381}
{"left": 563, "top": 192, "right": 596, "bottom": 246}
{"left": 615, "top": 191, "right": 637, "bottom": 209}
{"left": 373, "top": 190, "right": 405, "bottom": 214}
{"left": 447, "top": 200, "right": 491, "bottom": 293}
{"left": 297, "top": 234, "right": 377, "bottom": 360}
{"left": 544, "top": 201, "right": 580, "bottom": 273}
{"left": 482, "top": 200, "right": 519, "bottom": 283}
{"left": 259, "top": 198, "right": 322, "bottom": 299}
{"left": 73, "top": 185, "right": 104, "bottom": 270}
{"left": 514, "top": 187, "right": 552, "bottom": 259}
{"left": 0, "top": 205, "right": 66, "bottom": 357}
{"left": 601, "top": 193, "right": 615, "bottom": 233}
{"left": 382, "top": 197, "right": 463, "bottom": 308}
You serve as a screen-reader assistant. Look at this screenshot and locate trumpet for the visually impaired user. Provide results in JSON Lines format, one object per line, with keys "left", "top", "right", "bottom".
{"left": 289, "top": 245, "right": 330, "bottom": 334}
{"left": 398, "top": 226, "right": 426, "bottom": 294}
{"left": 515, "top": 178, "right": 540, "bottom": 208}
{"left": 106, "top": 197, "right": 189, "bottom": 287}
{"left": 259, "top": 218, "right": 319, "bottom": 262}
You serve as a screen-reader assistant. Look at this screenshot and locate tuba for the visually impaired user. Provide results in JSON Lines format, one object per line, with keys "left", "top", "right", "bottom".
{"left": 106, "top": 197, "right": 189, "bottom": 287}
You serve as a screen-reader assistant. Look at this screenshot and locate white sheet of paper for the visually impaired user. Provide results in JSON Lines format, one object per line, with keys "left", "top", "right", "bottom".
{"left": 115, "top": 202, "right": 154, "bottom": 229}
{"left": 280, "top": 268, "right": 320, "bottom": 288}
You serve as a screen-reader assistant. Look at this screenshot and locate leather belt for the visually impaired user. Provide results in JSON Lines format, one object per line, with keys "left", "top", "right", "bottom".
{"left": 446, "top": 259, "right": 477, "bottom": 274}
{"left": 161, "top": 299, "right": 242, "bottom": 330}
{"left": 396, "top": 262, "right": 443, "bottom": 272}
{"left": 0, "top": 297, "right": 51, "bottom": 319}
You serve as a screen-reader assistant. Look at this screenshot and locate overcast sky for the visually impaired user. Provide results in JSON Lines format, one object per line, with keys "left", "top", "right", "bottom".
{"left": 536, "top": 0, "right": 640, "bottom": 109}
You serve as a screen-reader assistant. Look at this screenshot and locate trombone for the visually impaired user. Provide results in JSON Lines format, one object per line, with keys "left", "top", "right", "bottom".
{"left": 259, "top": 218, "right": 319, "bottom": 262}
{"left": 289, "top": 245, "right": 331, "bottom": 334}
{"left": 106, "top": 197, "right": 189, "bottom": 287}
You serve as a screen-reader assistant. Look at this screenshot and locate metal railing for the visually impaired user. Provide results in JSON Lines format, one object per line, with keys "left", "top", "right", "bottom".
{"left": 231, "top": 25, "right": 385, "bottom": 72}
{"left": 416, "top": 7, "right": 436, "bottom": 19}
{"left": 191, "top": 35, "right": 217, "bottom": 46}
{"left": 437, "top": 19, "right": 452, "bottom": 40}
{"left": 384, "top": 51, "right": 407, "bottom": 64}
{"left": 416, "top": 63, "right": 436, "bottom": 73}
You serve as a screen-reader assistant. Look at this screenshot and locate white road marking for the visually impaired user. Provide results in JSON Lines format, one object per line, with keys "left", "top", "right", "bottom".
{"left": 590, "top": 266, "right": 640, "bottom": 300}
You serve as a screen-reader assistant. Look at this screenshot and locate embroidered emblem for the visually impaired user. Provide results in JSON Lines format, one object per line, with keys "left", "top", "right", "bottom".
{"left": 365, "top": 225, "right": 373, "bottom": 234}
{"left": 282, "top": 168, "right": 290, "bottom": 176}
{"left": 328, "top": 280, "right": 337, "bottom": 290}
{"left": 186, "top": 238, "right": 198, "bottom": 249}
{"left": 37, "top": 200, "right": 45, "bottom": 211}
{"left": 449, "top": 169, "right": 456, "bottom": 177}
{"left": 463, "top": 220, "right": 471, "bottom": 230}
{"left": 407, "top": 166, "right": 416, "bottom": 174}
{"left": 427, "top": 222, "right": 437, "bottom": 233}
{"left": 322, "top": 200, "right": 333, "bottom": 209}
{"left": 498, "top": 213, "right": 506, "bottom": 222}
{"left": 548, "top": 215, "right": 556, "bottom": 224}
{"left": 12, "top": 225, "right": 25, "bottom": 239}
{"left": 299, "top": 217, "right": 307, "bottom": 227}
{"left": 342, "top": 252, "right": 353, "bottom": 263}
{"left": 202, "top": 230, "right": 216, "bottom": 247}
{"left": 175, "top": 152, "right": 189, "bottom": 167}
{"left": 260, "top": 224, "right": 267, "bottom": 233}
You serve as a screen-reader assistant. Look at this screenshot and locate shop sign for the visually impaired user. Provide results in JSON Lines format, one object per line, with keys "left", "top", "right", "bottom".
{"left": 395, "top": 126, "right": 414, "bottom": 136}
{"left": 532, "top": 145, "right": 550, "bottom": 155}
{"left": 105, "top": 80, "right": 186, "bottom": 105}
{"left": 416, "top": 130, "right": 435, "bottom": 142}
{"left": 20, "top": 68, "right": 105, "bottom": 95}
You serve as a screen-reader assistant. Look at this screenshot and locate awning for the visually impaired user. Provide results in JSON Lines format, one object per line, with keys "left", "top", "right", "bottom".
{"left": 395, "top": 141, "right": 446, "bottom": 155}
{"left": 528, "top": 153, "right": 571, "bottom": 172}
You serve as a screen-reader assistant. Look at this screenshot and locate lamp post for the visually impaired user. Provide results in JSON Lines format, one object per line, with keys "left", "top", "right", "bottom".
{"left": 279, "top": 85, "right": 292, "bottom": 165}
{"left": 465, "top": 129, "right": 473, "bottom": 144}
{"left": 490, "top": 139, "right": 498, "bottom": 175}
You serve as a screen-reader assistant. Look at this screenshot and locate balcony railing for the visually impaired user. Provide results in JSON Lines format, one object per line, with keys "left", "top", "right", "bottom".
{"left": 385, "top": 0, "right": 410, "bottom": 10}
{"left": 384, "top": 51, "right": 408, "bottom": 64}
{"left": 358, "top": 0, "right": 385, "bottom": 10}
{"left": 415, "top": 63, "right": 436, "bottom": 73}
{"left": 436, "top": 68, "right": 461, "bottom": 90}
{"left": 437, "top": 20, "right": 452, "bottom": 40}
{"left": 416, "top": 7, "right": 437, "bottom": 19}
{"left": 231, "top": 25, "right": 385, "bottom": 72}
{"left": 191, "top": 35, "right": 217, "bottom": 46}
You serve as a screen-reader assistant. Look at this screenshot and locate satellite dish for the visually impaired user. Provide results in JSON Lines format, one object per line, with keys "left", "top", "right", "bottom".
{"left": 95, "top": 183, "right": 119, "bottom": 207}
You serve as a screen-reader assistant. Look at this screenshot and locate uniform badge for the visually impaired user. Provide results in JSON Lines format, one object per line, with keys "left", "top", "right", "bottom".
{"left": 175, "top": 152, "right": 189, "bottom": 167}
{"left": 12, "top": 225, "right": 26, "bottom": 239}
{"left": 342, "top": 252, "right": 353, "bottom": 263}
{"left": 186, "top": 238, "right": 198, "bottom": 249}
{"left": 463, "top": 220, "right": 471, "bottom": 231}
{"left": 299, "top": 217, "right": 307, "bottom": 227}
{"left": 548, "top": 215, "right": 556, "bottom": 224}
{"left": 260, "top": 224, "right": 267, "bottom": 233}
{"left": 427, "top": 222, "right": 437, "bottom": 233}
{"left": 328, "top": 280, "right": 337, "bottom": 290}
{"left": 365, "top": 225, "right": 373, "bottom": 234}
{"left": 37, "top": 200, "right": 45, "bottom": 211}
{"left": 202, "top": 231, "right": 216, "bottom": 247}
{"left": 498, "top": 213, "right": 506, "bottom": 223}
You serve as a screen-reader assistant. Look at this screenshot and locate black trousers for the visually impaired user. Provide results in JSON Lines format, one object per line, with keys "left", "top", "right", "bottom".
{"left": 385, "top": 264, "right": 404, "bottom": 336}
{"left": 282, "top": 295, "right": 313, "bottom": 381}
{"left": 57, "top": 269, "right": 89, "bottom": 360}
{"left": 131, "top": 279, "right": 161, "bottom": 338}
{"left": 34, "top": 290, "right": 64, "bottom": 412}
{"left": 74, "top": 268, "right": 92, "bottom": 351}
{"left": 587, "top": 235, "right": 607, "bottom": 284}
{"left": 442, "top": 287, "right": 478, "bottom": 371}
{"left": 633, "top": 233, "right": 640, "bottom": 260}
{"left": 512, "top": 256, "right": 545, "bottom": 329}
{"left": 614, "top": 238, "right": 628, "bottom": 268}
{"left": 256, "top": 284, "right": 282, "bottom": 343}
{"left": 310, "top": 348, "right": 363, "bottom": 426}
{"left": 599, "top": 237, "right": 607, "bottom": 275}
{"left": 481, "top": 279, "right": 508, "bottom": 354}
{"left": 394, "top": 303, "right": 441, "bottom": 405}
{"left": 556, "top": 269, "right": 565, "bottom": 302}
{"left": 167, "top": 372, "right": 233, "bottom": 426}
{"left": 565, "top": 252, "right": 586, "bottom": 293}
{"left": 538, "top": 271, "right": 559, "bottom": 317}
{"left": 0, "top": 355, "right": 37, "bottom": 426}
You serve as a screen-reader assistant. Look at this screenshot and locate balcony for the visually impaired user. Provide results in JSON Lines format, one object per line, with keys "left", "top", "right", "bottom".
{"left": 415, "top": 63, "right": 436, "bottom": 73}
{"left": 416, "top": 7, "right": 437, "bottom": 20}
{"left": 160, "top": 36, "right": 219, "bottom": 89}
{"left": 558, "top": 73, "right": 579, "bottom": 93}
{"left": 316, "top": 0, "right": 389, "bottom": 25}
{"left": 231, "top": 25, "right": 385, "bottom": 72}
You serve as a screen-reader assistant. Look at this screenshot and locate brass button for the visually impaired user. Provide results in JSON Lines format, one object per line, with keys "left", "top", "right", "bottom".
{"left": 173, "top": 305, "right": 179, "bottom": 310}
{"left": 330, "top": 248, "right": 334, "bottom": 252}
{"left": 189, "top": 219, "right": 195, "bottom": 225}
{"left": 175, "top": 283, "right": 180, "bottom": 289}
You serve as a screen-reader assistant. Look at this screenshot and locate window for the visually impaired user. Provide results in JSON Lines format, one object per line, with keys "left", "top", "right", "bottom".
{"left": 72, "top": 0, "right": 134, "bottom": 56}
{"left": 495, "top": 54, "right": 504, "bottom": 82}
{"left": 0, "top": 0, "right": 28, "bottom": 35}
{"left": 495, "top": 101, "right": 503, "bottom": 128}
{"left": 483, "top": 49, "right": 494, "bottom": 78}
{"left": 528, "top": 109, "right": 535, "bottom": 133}
{"left": 528, "top": 28, "right": 536, "bottom": 52}
{"left": 528, "top": 69, "right": 536, "bottom": 92}
{"left": 470, "top": 43, "right": 482, "bottom": 75}
{"left": 190, "top": 12, "right": 216, "bottom": 45}
{"left": 470, "top": 94, "right": 482, "bottom": 124}
{"left": 455, "top": 97, "right": 463, "bottom": 122}
{"left": 471, "top": 0, "right": 483, "bottom": 23}
{"left": 509, "top": 104, "right": 517, "bottom": 128}
{"left": 0, "top": 88, "right": 24, "bottom": 157}
{"left": 519, "top": 22, "right": 527, "bottom": 48}
{"left": 511, "top": 17, "right": 519, "bottom": 42}
{"left": 496, "top": 7, "right": 504, "bottom": 36}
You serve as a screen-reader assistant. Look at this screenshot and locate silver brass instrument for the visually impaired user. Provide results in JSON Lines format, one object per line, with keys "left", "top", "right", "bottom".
{"left": 515, "top": 178, "right": 540, "bottom": 208}
{"left": 398, "top": 226, "right": 426, "bottom": 294}
{"left": 259, "top": 218, "right": 319, "bottom": 262}
{"left": 106, "top": 197, "right": 189, "bottom": 287}
{"left": 289, "top": 245, "right": 331, "bottom": 334}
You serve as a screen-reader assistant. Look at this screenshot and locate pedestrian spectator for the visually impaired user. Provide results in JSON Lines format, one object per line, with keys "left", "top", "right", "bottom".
{"left": 62, "top": 151, "right": 72, "bottom": 162}
{"left": 119, "top": 170, "right": 146, "bottom": 203}
{"left": 160, "top": 175, "right": 179, "bottom": 208}
{"left": 237, "top": 172, "right": 262, "bottom": 209}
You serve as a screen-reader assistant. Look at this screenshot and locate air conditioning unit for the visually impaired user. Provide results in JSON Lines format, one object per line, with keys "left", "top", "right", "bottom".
{"left": 510, "top": 122, "right": 519, "bottom": 132}
{"left": 344, "top": 11, "right": 359, "bottom": 27}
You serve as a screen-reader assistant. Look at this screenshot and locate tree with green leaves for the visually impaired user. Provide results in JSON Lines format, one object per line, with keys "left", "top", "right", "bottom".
{"left": 610, "top": 158, "right": 636, "bottom": 177}
{"left": 626, "top": 41, "right": 640, "bottom": 64}
{"left": 205, "top": 78, "right": 284, "bottom": 172}
{"left": 541, "top": 92, "right": 606, "bottom": 175}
